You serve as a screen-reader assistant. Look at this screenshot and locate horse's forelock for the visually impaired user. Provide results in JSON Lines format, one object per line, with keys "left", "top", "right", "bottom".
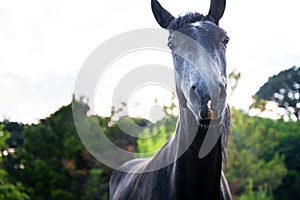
{"left": 169, "top": 12, "right": 215, "bottom": 30}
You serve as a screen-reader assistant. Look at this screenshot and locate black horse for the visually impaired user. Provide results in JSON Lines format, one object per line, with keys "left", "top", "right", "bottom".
{"left": 109, "top": 0, "right": 232, "bottom": 199}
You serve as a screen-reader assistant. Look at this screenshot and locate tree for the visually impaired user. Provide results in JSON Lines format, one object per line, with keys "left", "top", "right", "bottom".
{"left": 255, "top": 66, "right": 300, "bottom": 120}
{"left": 273, "top": 120, "right": 300, "bottom": 200}
{"left": 224, "top": 109, "right": 287, "bottom": 199}
{"left": 137, "top": 97, "right": 177, "bottom": 156}
{"left": 3, "top": 103, "right": 110, "bottom": 200}
{"left": 0, "top": 125, "right": 29, "bottom": 200}
{"left": 137, "top": 125, "right": 172, "bottom": 157}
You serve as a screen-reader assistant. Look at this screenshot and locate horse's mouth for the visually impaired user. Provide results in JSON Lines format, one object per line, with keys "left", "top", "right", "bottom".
{"left": 198, "top": 100, "right": 222, "bottom": 127}
{"left": 205, "top": 100, "right": 215, "bottom": 120}
{"left": 200, "top": 100, "right": 216, "bottom": 120}
{"left": 207, "top": 109, "right": 215, "bottom": 120}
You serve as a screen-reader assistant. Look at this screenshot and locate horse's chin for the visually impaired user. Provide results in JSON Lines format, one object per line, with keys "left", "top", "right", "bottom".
{"left": 186, "top": 104, "right": 225, "bottom": 127}
{"left": 198, "top": 117, "right": 222, "bottom": 125}
{"left": 195, "top": 113, "right": 224, "bottom": 128}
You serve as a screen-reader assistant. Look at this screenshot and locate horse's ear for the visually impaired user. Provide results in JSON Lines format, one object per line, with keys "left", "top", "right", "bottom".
{"left": 151, "top": 0, "right": 175, "bottom": 29}
{"left": 208, "top": 0, "right": 226, "bottom": 25}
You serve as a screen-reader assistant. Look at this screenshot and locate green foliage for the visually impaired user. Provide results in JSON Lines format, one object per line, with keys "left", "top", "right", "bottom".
{"left": 0, "top": 181, "right": 30, "bottom": 200}
{"left": 137, "top": 126, "right": 172, "bottom": 157}
{"left": 225, "top": 109, "right": 287, "bottom": 197}
{"left": 0, "top": 125, "right": 29, "bottom": 200}
{"left": 1, "top": 120, "right": 24, "bottom": 148}
{"left": 2, "top": 103, "right": 110, "bottom": 200}
{"left": 273, "top": 120, "right": 300, "bottom": 200}
{"left": 137, "top": 102, "right": 177, "bottom": 156}
{"left": 0, "top": 125, "right": 9, "bottom": 151}
{"left": 237, "top": 180, "right": 273, "bottom": 200}
{"left": 0, "top": 97, "right": 299, "bottom": 199}
{"left": 82, "top": 169, "right": 109, "bottom": 200}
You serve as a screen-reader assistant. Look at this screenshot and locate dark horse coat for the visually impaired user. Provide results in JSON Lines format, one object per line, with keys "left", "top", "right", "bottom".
{"left": 110, "top": 0, "right": 233, "bottom": 199}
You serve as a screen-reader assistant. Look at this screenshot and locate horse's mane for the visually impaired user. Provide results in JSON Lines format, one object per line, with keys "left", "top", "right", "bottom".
{"left": 220, "top": 105, "right": 231, "bottom": 162}
{"left": 169, "top": 12, "right": 215, "bottom": 30}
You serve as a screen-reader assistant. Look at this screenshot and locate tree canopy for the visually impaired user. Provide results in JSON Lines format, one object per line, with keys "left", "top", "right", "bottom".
{"left": 256, "top": 66, "right": 300, "bottom": 120}
{"left": 0, "top": 98, "right": 299, "bottom": 199}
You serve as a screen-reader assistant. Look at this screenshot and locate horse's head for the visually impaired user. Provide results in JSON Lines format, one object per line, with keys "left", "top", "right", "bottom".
{"left": 152, "top": 0, "right": 229, "bottom": 124}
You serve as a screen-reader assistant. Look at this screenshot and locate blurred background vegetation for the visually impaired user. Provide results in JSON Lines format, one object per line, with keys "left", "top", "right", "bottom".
{"left": 0, "top": 66, "right": 299, "bottom": 200}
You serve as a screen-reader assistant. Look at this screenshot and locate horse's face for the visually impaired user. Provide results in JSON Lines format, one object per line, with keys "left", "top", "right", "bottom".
{"left": 152, "top": 0, "right": 229, "bottom": 123}
{"left": 169, "top": 20, "right": 229, "bottom": 122}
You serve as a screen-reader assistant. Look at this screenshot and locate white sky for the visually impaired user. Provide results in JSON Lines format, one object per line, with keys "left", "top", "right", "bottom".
{"left": 0, "top": 0, "right": 300, "bottom": 123}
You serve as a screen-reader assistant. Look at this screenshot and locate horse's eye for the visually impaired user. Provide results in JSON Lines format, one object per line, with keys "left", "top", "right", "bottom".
{"left": 222, "top": 36, "right": 230, "bottom": 46}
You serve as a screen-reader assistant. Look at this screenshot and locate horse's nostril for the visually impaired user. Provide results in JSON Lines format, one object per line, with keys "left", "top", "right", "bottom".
{"left": 192, "top": 85, "right": 196, "bottom": 90}
{"left": 200, "top": 101, "right": 215, "bottom": 120}
{"left": 200, "top": 110, "right": 209, "bottom": 119}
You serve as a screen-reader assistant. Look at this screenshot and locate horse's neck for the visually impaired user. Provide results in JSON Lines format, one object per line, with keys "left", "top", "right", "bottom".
{"left": 172, "top": 107, "right": 222, "bottom": 199}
